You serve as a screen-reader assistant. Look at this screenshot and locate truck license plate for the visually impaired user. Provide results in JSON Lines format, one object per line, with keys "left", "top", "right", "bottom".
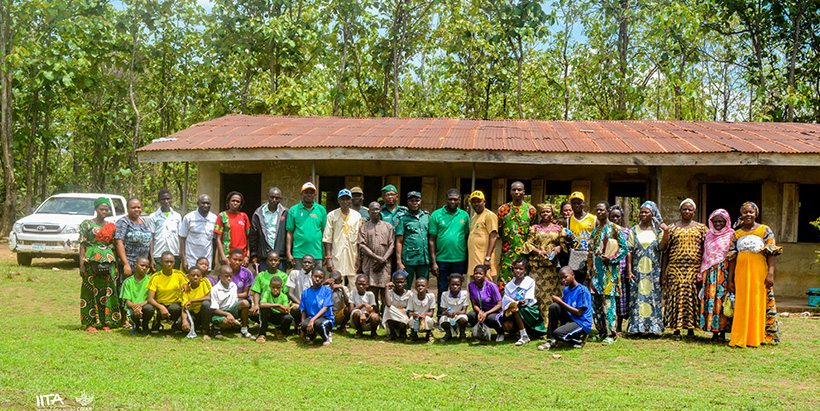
{"left": 32, "top": 244, "right": 46, "bottom": 251}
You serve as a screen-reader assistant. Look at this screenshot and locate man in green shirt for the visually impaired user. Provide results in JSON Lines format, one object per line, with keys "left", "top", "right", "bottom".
{"left": 395, "top": 191, "right": 430, "bottom": 290}
{"left": 429, "top": 188, "right": 470, "bottom": 319}
{"left": 286, "top": 182, "right": 327, "bottom": 270}
{"left": 379, "top": 184, "right": 407, "bottom": 227}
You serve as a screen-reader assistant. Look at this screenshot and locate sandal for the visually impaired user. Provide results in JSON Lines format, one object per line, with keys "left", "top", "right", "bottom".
{"left": 602, "top": 337, "right": 616, "bottom": 345}
{"left": 86, "top": 326, "right": 98, "bottom": 333}
{"left": 102, "top": 327, "right": 111, "bottom": 332}
{"left": 256, "top": 335, "right": 266, "bottom": 343}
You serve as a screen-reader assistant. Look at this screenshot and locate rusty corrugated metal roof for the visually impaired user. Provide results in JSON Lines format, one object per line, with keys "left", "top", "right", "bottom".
{"left": 137, "top": 114, "right": 820, "bottom": 155}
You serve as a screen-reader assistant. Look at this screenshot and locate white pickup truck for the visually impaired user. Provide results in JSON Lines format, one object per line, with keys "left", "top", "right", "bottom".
{"left": 8, "top": 193, "right": 128, "bottom": 266}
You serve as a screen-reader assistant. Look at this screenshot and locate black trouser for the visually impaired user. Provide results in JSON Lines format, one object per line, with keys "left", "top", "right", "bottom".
{"left": 189, "top": 301, "right": 211, "bottom": 333}
{"left": 260, "top": 308, "right": 293, "bottom": 335}
{"left": 130, "top": 304, "right": 155, "bottom": 330}
{"left": 153, "top": 303, "right": 182, "bottom": 328}
{"left": 466, "top": 310, "right": 503, "bottom": 332}
{"left": 547, "top": 303, "right": 587, "bottom": 344}
{"left": 300, "top": 317, "right": 333, "bottom": 341}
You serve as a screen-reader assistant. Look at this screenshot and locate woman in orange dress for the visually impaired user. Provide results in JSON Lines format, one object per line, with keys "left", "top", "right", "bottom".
{"left": 727, "top": 202, "right": 782, "bottom": 348}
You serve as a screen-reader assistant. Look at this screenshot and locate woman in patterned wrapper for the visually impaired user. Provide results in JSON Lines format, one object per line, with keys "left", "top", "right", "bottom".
{"left": 79, "top": 198, "right": 120, "bottom": 332}
{"left": 660, "top": 198, "right": 707, "bottom": 340}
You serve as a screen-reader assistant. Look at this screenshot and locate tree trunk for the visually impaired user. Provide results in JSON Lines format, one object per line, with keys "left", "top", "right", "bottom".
{"left": 786, "top": 0, "right": 804, "bottom": 122}
{"left": 0, "top": 0, "right": 16, "bottom": 235}
{"left": 515, "top": 39, "right": 523, "bottom": 119}
{"left": 333, "top": 16, "right": 349, "bottom": 116}
{"left": 616, "top": 0, "right": 629, "bottom": 117}
{"left": 24, "top": 89, "right": 38, "bottom": 213}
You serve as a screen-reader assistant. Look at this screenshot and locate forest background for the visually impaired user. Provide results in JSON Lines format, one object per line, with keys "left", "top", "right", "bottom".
{"left": 0, "top": 0, "right": 818, "bottom": 235}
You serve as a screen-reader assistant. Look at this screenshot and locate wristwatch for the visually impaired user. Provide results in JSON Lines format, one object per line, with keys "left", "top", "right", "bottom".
{"left": 484, "top": 256, "right": 491, "bottom": 261}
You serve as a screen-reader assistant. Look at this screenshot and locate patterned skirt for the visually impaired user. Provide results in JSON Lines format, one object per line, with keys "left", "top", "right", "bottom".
{"left": 699, "top": 262, "right": 731, "bottom": 332}
{"left": 80, "top": 268, "right": 120, "bottom": 327}
{"left": 528, "top": 257, "right": 562, "bottom": 321}
{"left": 663, "top": 263, "right": 699, "bottom": 331}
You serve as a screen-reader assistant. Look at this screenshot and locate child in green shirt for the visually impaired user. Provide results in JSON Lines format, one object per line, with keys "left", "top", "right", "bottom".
{"left": 256, "top": 276, "right": 293, "bottom": 342}
{"left": 250, "top": 252, "right": 289, "bottom": 321}
{"left": 120, "top": 257, "right": 153, "bottom": 335}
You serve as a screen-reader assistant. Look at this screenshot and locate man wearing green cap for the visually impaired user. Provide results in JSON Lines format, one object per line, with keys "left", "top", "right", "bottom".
{"left": 379, "top": 184, "right": 407, "bottom": 227}
{"left": 395, "top": 191, "right": 430, "bottom": 289}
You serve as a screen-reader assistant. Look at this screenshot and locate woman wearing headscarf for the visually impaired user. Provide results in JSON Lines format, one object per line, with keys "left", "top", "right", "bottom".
{"left": 626, "top": 201, "right": 666, "bottom": 336}
{"left": 521, "top": 203, "right": 569, "bottom": 318}
{"left": 727, "top": 202, "right": 782, "bottom": 348}
{"left": 660, "top": 198, "right": 708, "bottom": 339}
{"left": 79, "top": 198, "right": 120, "bottom": 332}
{"left": 589, "top": 201, "right": 628, "bottom": 344}
{"left": 699, "top": 209, "right": 734, "bottom": 342}
{"left": 608, "top": 205, "right": 631, "bottom": 335}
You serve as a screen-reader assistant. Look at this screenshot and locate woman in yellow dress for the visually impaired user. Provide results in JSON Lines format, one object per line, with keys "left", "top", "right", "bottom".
{"left": 727, "top": 202, "right": 782, "bottom": 348}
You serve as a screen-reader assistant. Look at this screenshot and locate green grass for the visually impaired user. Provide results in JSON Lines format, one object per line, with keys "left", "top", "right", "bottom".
{"left": 1, "top": 256, "right": 819, "bottom": 410}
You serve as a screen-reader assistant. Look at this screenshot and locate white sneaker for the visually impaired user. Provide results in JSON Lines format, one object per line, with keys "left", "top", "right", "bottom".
{"left": 241, "top": 330, "right": 254, "bottom": 339}
{"left": 495, "top": 334, "right": 505, "bottom": 342}
{"left": 327, "top": 334, "right": 333, "bottom": 344}
{"left": 514, "top": 335, "right": 530, "bottom": 346}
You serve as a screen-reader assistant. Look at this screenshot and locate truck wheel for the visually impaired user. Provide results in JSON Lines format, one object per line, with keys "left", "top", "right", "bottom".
{"left": 17, "top": 253, "right": 33, "bottom": 266}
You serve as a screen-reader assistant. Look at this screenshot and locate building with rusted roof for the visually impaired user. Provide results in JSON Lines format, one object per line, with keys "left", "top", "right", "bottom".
{"left": 137, "top": 114, "right": 820, "bottom": 299}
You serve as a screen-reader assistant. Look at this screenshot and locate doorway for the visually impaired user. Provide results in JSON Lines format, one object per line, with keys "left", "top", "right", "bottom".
{"left": 609, "top": 181, "right": 647, "bottom": 227}
{"left": 220, "top": 173, "right": 262, "bottom": 214}
{"left": 701, "top": 182, "right": 762, "bottom": 223}
{"left": 318, "top": 176, "right": 346, "bottom": 211}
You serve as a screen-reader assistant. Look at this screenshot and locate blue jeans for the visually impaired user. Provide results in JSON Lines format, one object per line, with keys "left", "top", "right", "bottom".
{"left": 436, "top": 260, "right": 467, "bottom": 318}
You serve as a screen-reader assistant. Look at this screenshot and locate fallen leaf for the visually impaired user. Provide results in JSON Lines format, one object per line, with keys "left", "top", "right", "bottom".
{"left": 411, "top": 373, "right": 447, "bottom": 380}
{"left": 552, "top": 354, "right": 562, "bottom": 359}
{"left": 780, "top": 312, "right": 790, "bottom": 318}
{"left": 52, "top": 267, "right": 60, "bottom": 271}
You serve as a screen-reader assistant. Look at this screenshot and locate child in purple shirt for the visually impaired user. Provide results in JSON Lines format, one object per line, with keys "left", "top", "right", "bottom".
{"left": 228, "top": 248, "right": 254, "bottom": 300}
{"left": 467, "top": 265, "right": 503, "bottom": 337}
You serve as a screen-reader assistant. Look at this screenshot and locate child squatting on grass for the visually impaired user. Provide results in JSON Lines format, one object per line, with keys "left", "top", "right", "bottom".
{"left": 439, "top": 273, "right": 470, "bottom": 343}
{"left": 327, "top": 270, "right": 351, "bottom": 333}
{"left": 350, "top": 274, "right": 380, "bottom": 338}
{"left": 210, "top": 265, "right": 252, "bottom": 340}
{"left": 299, "top": 268, "right": 335, "bottom": 345}
{"left": 539, "top": 266, "right": 593, "bottom": 350}
{"left": 180, "top": 267, "right": 212, "bottom": 337}
{"left": 407, "top": 277, "right": 436, "bottom": 342}
{"left": 120, "top": 256, "right": 154, "bottom": 335}
{"left": 382, "top": 271, "right": 412, "bottom": 341}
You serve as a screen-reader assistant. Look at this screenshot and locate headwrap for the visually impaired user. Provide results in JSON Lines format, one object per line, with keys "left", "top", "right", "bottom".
{"left": 381, "top": 184, "right": 397, "bottom": 194}
{"left": 609, "top": 205, "right": 623, "bottom": 214}
{"left": 535, "top": 203, "right": 557, "bottom": 223}
{"left": 640, "top": 201, "right": 663, "bottom": 231}
{"left": 94, "top": 197, "right": 111, "bottom": 209}
{"left": 701, "top": 209, "right": 734, "bottom": 275}
{"left": 733, "top": 201, "right": 759, "bottom": 229}
{"left": 679, "top": 198, "right": 696, "bottom": 210}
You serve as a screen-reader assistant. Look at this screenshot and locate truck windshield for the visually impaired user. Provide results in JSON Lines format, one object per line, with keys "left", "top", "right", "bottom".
{"left": 36, "top": 198, "right": 97, "bottom": 216}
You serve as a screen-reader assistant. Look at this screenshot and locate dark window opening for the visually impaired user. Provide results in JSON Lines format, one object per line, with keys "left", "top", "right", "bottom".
{"left": 544, "top": 180, "right": 572, "bottom": 206}
{"left": 505, "top": 179, "right": 532, "bottom": 204}
{"left": 798, "top": 184, "right": 820, "bottom": 243}
{"left": 703, "top": 183, "right": 762, "bottom": 224}
{"left": 609, "top": 182, "right": 647, "bottom": 227}
{"left": 318, "top": 176, "right": 346, "bottom": 211}
{"left": 362, "top": 176, "right": 384, "bottom": 207}
{"left": 400, "top": 177, "right": 423, "bottom": 207}
{"left": 220, "top": 173, "right": 262, "bottom": 214}
{"left": 460, "top": 178, "right": 493, "bottom": 211}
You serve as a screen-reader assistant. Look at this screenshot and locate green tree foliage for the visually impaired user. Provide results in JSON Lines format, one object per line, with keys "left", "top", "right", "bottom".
{"left": 0, "top": 0, "right": 818, "bottom": 233}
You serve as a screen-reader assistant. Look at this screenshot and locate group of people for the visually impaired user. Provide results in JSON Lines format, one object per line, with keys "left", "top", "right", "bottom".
{"left": 77, "top": 181, "right": 782, "bottom": 349}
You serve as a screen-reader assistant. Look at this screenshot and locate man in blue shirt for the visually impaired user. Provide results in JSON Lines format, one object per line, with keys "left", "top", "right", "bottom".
{"left": 540, "top": 266, "right": 592, "bottom": 349}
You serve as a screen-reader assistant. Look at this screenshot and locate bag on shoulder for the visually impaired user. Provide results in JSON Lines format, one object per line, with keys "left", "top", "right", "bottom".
{"left": 568, "top": 248, "right": 588, "bottom": 272}
{"left": 90, "top": 261, "right": 113, "bottom": 276}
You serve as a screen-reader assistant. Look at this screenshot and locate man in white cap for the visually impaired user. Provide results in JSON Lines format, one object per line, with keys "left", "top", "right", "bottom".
{"left": 322, "top": 188, "right": 361, "bottom": 284}
{"left": 286, "top": 182, "right": 327, "bottom": 270}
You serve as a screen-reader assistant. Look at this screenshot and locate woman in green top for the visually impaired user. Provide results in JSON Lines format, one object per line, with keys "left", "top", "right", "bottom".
{"left": 78, "top": 198, "right": 121, "bottom": 332}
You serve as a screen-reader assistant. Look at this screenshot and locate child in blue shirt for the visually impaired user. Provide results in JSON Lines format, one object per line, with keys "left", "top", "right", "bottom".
{"left": 299, "top": 268, "right": 335, "bottom": 346}
{"left": 539, "top": 266, "right": 593, "bottom": 350}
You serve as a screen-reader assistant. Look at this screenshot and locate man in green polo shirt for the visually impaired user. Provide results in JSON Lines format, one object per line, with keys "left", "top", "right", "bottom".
{"left": 429, "top": 188, "right": 470, "bottom": 319}
{"left": 286, "top": 182, "right": 327, "bottom": 270}
{"left": 395, "top": 191, "right": 430, "bottom": 290}
{"left": 379, "top": 184, "right": 407, "bottom": 227}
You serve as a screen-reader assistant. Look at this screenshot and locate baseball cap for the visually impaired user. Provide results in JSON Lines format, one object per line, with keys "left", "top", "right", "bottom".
{"left": 301, "top": 182, "right": 317, "bottom": 192}
{"left": 338, "top": 188, "right": 352, "bottom": 199}
{"left": 569, "top": 191, "right": 585, "bottom": 201}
